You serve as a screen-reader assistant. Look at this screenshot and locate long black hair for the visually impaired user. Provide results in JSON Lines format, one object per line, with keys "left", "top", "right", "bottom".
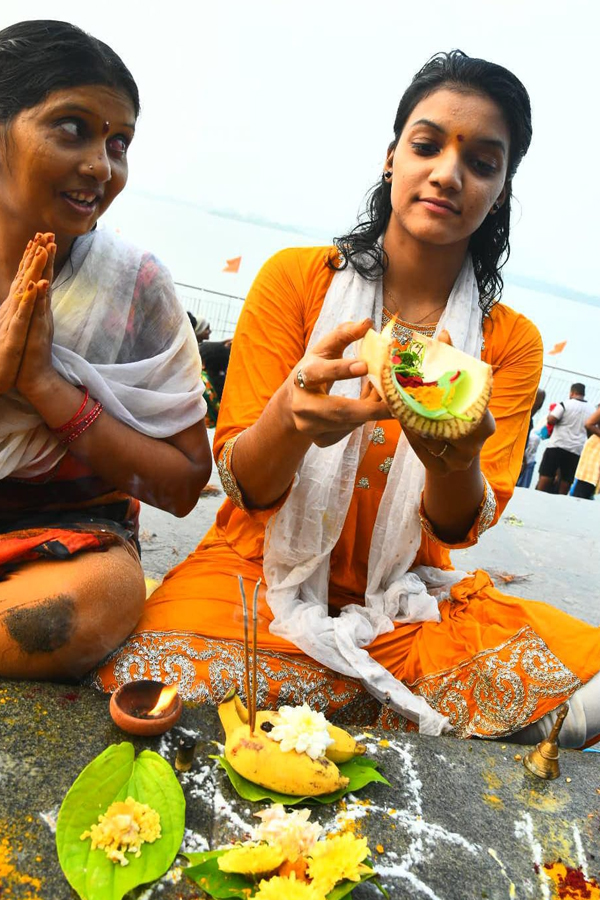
{"left": 0, "top": 19, "right": 140, "bottom": 122}
{"left": 332, "top": 50, "right": 532, "bottom": 312}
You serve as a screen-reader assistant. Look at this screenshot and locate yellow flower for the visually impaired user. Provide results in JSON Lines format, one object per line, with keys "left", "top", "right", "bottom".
{"left": 307, "top": 833, "right": 371, "bottom": 895}
{"left": 254, "top": 872, "right": 324, "bottom": 899}
{"left": 80, "top": 797, "right": 161, "bottom": 867}
{"left": 217, "top": 843, "right": 285, "bottom": 876}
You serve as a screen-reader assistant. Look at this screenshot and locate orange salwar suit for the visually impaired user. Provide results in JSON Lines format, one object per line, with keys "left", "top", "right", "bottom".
{"left": 96, "top": 248, "right": 600, "bottom": 738}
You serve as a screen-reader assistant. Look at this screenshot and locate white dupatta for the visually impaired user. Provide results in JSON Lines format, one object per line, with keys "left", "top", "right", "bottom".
{"left": 0, "top": 229, "right": 206, "bottom": 480}
{"left": 263, "top": 256, "right": 483, "bottom": 735}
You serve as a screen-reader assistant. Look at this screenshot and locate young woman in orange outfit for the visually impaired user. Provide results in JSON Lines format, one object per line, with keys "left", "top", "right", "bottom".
{"left": 99, "top": 51, "right": 600, "bottom": 747}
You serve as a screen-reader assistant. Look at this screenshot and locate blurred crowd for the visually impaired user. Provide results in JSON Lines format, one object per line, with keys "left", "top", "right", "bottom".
{"left": 518, "top": 383, "right": 600, "bottom": 499}
{"left": 187, "top": 312, "right": 232, "bottom": 428}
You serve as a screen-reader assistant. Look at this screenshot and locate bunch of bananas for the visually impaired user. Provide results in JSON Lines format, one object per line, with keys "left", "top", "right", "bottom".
{"left": 218, "top": 690, "right": 367, "bottom": 796}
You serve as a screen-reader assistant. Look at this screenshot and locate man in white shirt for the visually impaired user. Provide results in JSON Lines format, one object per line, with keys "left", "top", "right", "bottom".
{"left": 536, "top": 383, "right": 595, "bottom": 494}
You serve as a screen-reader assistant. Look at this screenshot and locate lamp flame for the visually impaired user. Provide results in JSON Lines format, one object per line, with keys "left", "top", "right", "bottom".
{"left": 146, "top": 684, "right": 179, "bottom": 717}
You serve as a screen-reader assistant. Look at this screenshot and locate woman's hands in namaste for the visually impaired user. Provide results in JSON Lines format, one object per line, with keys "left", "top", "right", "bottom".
{"left": 15, "top": 234, "right": 56, "bottom": 399}
{"left": 288, "top": 319, "right": 392, "bottom": 448}
{"left": 0, "top": 232, "right": 56, "bottom": 399}
{"left": 0, "top": 234, "right": 52, "bottom": 395}
{"left": 401, "top": 330, "right": 496, "bottom": 475}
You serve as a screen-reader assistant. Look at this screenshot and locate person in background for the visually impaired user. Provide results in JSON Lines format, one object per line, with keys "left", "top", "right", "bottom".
{"left": 187, "top": 310, "right": 199, "bottom": 335}
{"left": 98, "top": 51, "right": 600, "bottom": 749}
{"left": 195, "top": 317, "right": 212, "bottom": 343}
{"left": 516, "top": 387, "right": 545, "bottom": 488}
{"left": 199, "top": 340, "right": 232, "bottom": 427}
{"left": 187, "top": 312, "right": 232, "bottom": 427}
{"left": 536, "top": 384, "right": 595, "bottom": 494}
{"left": 571, "top": 405, "right": 600, "bottom": 499}
{"left": 0, "top": 20, "right": 212, "bottom": 681}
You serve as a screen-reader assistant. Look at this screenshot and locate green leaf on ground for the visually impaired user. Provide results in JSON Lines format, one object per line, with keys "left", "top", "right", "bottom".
{"left": 212, "top": 754, "right": 389, "bottom": 805}
{"left": 56, "top": 742, "right": 185, "bottom": 900}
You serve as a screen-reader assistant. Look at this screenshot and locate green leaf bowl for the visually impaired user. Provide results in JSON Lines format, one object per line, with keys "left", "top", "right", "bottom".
{"left": 56, "top": 742, "right": 185, "bottom": 900}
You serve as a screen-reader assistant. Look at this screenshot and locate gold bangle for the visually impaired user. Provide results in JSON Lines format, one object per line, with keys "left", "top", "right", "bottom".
{"left": 477, "top": 475, "right": 497, "bottom": 538}
{"left": 217, "top": 433, "right": 246, "bottom": 511}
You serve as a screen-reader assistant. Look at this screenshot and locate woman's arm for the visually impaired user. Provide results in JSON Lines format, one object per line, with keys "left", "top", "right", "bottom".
{"left": 585, "top": 406, "right": 600, "bottom": 437}
{"left": 214, "top": 249, "right": 389, "bottom": 510}
{"left": 14, "top": 242, "right": 211, "bottom": 516}
{"left": 232, "top": 322, "right": 388, "bottom": 508}
{"left": 20, "top": 369, "right": 211, "bottom": 516}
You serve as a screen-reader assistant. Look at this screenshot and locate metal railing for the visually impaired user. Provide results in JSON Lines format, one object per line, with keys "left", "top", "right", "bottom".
{"left": 175, "top": 283, "right": 244, "bottom": 341}
{"left": 539, "top": 365, "right": 600, "bottom": 411}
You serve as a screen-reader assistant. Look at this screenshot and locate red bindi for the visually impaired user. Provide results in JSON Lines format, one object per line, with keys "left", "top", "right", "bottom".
{"left": 102, "top": 121, "right": 110, "bottom": 134}
{"left": 457, "top": 134, "right": 464, "bottom": 142}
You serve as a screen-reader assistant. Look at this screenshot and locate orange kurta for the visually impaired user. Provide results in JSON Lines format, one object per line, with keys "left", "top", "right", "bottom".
{"left": 96, "top": 248, "right": 600, "bottom": 737}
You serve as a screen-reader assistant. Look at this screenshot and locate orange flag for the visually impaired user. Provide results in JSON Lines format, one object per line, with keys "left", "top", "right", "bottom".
{"left": 548, "top": 340, "right": 567, "bottom": 356}
{"left": 223, "top": 256, "right": 241, "bottom": 274}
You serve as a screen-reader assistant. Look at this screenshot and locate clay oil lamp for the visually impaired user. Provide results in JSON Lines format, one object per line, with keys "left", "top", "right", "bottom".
{"left": 109, "top": 680, "right": 182, "bottom": 736}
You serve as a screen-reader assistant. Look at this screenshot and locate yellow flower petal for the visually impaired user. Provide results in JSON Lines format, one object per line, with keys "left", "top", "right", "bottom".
{"left": 80, "top": 796, "right": 161, "bottom": 867}
{"left": 254, "top": 872, "right": 323, "bottom": 899}
{"left": 307, "top": 833, "right": 371, "bottom": 895}
{"left": 217, "top": 843, "right": 285, "bottom": 876}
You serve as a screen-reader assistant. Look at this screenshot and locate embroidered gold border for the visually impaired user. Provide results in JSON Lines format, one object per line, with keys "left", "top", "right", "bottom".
{"left": 408, "top": 625, "right": 581, "bottom": 738}
{"left": 216, "top": 433, "right": 245, "bottom": 510}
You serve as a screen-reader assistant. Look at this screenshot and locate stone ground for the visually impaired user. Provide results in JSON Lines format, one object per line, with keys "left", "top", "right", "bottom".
{"left": 1, "top": 482, "right": 599, "bottom": 899}
{"left": 2, "top": 680, "right": 600, "bottom": 900}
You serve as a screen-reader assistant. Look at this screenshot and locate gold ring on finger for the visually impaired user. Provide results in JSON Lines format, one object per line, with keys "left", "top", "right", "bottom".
{"left": 296, "top": 368, "right": 308, "bottom": 390}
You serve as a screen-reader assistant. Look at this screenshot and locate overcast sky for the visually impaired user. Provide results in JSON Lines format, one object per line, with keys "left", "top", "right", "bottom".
{"left": 2, "top": 0, "right": 599, "bottom": 296}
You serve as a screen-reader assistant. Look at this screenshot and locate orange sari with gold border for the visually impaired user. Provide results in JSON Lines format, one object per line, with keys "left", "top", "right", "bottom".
{"left": 96, "top": 248, "right": 600, "bottom": 737}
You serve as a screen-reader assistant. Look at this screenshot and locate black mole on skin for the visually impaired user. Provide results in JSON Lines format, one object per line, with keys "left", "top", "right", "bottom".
{"left": 3, "top": 595, "right": 75, "bottom": 654}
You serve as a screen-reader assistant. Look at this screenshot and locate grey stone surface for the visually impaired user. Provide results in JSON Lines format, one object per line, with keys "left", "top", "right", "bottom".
{"left": 1, "top": 679, "right": 599, "bottom": 900}
{"left": 453, "top": 488, "right": 600, "bottom": 626}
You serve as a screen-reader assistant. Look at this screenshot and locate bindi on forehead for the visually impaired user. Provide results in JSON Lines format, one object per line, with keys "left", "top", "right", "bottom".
{"left": 457, "top": 134, "right": 464, "bottom": 142}
{"left": 102, "top": 121, "right": 110, "bottom": 134}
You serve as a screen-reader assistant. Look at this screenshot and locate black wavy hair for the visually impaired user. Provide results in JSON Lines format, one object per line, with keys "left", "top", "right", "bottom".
{"left": 0, "top": 19, "right": 140, "bottom": 122}
{"left": 332, "top": 50, "right": 532, "bottom": 312}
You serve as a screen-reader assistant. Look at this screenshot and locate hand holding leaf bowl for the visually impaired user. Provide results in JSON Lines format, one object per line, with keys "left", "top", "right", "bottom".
{"left": 357, "top": 322, "right": 493, "bottom": 440}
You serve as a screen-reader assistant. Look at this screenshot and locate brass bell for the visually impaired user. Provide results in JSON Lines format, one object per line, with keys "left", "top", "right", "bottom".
{"left": 523, "top": 704, "right": 569, "bottom": 780}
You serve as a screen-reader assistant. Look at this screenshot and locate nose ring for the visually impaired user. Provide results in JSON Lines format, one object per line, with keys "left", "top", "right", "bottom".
{"left": 88, "top": 165, "right": 94, "bottom": 171}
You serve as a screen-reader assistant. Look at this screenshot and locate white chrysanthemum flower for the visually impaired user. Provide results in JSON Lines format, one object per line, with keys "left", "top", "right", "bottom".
{"left": 252, "top": 805, "right": 322, "bottom": 861}
{"left": 268, "top": 705, "right": 334, "bottom": 760}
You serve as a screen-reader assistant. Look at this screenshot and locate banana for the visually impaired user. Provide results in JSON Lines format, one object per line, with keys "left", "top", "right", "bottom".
{"left": 325, "top": 724, "right": 367, "bottom": 764}
{"left": 232, "top": 693, "right": 366, "bottom": 763}
{"left": 218, "top": 690, "right": 350, "bottom": 796}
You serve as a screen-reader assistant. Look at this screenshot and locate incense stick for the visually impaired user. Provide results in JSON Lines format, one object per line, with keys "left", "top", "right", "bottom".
{"left": 250, "top": 577, "right": 262, "bottom": 733}
{"left": 238, "top": 575, "right": 252, "bottom": 730}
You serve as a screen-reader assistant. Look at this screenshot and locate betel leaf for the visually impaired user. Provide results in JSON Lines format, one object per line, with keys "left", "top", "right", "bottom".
{"left": 184, "top": 850, "right": 386, "bottom": 899}
{"left": 56, "top": 742, "right": 185, "bottom": 900}
{"left": 213, "top": 755, "right": 390, "bottom": 806}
